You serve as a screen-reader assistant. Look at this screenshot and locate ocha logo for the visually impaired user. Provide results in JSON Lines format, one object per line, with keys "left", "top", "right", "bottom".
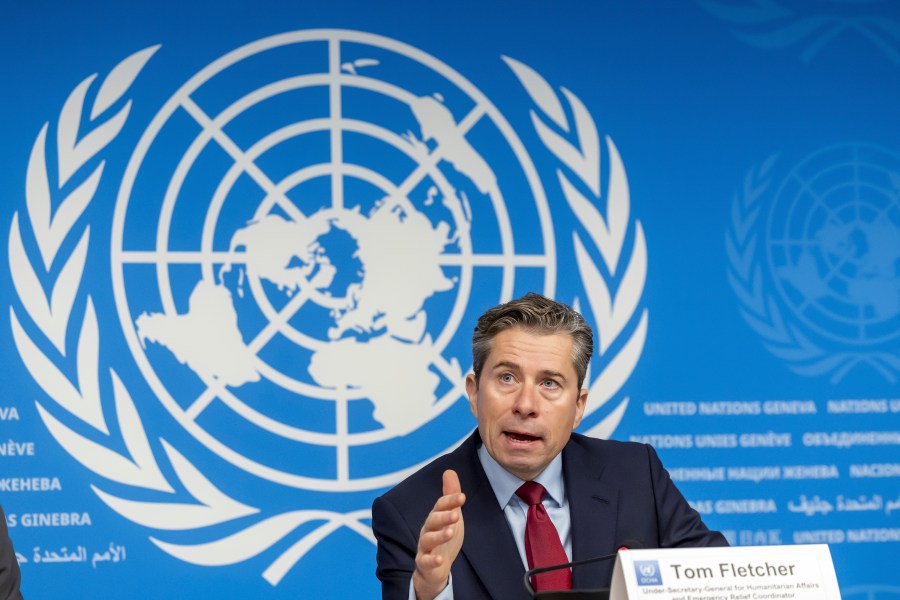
{"left": 9, "top": 30, "right": 647, "bottom": 582}
{"left": 634, "top": 560, "right": 663, "bottom": 586}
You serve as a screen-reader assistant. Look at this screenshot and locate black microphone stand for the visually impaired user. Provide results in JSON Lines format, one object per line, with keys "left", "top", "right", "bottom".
{"left": 523, "top": 551, "right": 619, "bottom": 600}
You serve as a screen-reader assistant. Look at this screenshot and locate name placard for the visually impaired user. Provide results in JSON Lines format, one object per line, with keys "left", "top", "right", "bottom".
{"left": 609, "top": 544, "right": 840, "bottom": 600}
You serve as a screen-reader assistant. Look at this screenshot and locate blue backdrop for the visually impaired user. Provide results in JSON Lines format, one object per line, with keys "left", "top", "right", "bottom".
{"left": 1, "top": 1, "right": 898, "bottom": 598}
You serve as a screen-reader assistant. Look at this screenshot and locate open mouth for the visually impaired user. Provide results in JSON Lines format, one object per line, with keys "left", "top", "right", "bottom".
{"left": 505, "top": 431, "right": 541, "bottom": 444}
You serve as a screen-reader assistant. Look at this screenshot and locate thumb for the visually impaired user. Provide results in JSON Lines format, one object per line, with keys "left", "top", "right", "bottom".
{"left": 442, "top": 469, "right": 462, "bottom": 496}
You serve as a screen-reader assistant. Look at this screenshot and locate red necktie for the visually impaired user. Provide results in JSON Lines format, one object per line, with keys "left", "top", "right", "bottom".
{"left": 516, "top": 481, "right": 572, "bottom": 591}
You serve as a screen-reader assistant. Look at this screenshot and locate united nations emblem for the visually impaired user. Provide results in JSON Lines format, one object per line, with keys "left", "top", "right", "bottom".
{"left": 9, "top": 30, "right": 647, "bottom": 583}
{"left": 727, "top": 144, "right": 900, "bottom": 382}
{"left": 114, "top": 30, "right": 562, "bottom": 492}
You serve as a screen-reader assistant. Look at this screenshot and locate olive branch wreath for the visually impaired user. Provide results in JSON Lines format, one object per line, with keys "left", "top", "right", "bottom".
{"left": 8, "top": 46, "right": 647, "bottom": 586}
{"left": 725, "top": 157, "right": 900, "bottom": 383}
{"left": 505, "top": 57, "right": 648, "bottom": 438}
{"left": 697, "top": 0, "right": 900, "bottom": 64}
{"left": 7, "top": 46, "right": 373, "bottom": 586}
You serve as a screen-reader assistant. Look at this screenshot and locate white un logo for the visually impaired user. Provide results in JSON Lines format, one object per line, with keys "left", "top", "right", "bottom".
{"left": 12, "top": 29, "right": 643, "bottom": 579}
{"left": 111, "top": 30, "right": 555, "bottom": 492}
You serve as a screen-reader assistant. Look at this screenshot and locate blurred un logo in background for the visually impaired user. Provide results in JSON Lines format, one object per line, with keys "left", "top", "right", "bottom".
{"left": 727, "top": 143, "right": 900, "bottom": 382}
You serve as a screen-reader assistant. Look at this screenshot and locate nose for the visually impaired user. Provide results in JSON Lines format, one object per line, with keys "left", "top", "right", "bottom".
{"left": 512, "top": 385, "right": 538, "bottom": 417}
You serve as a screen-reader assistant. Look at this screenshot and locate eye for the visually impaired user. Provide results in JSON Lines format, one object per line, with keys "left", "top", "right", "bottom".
{"left": 541, "top": 378, "right": 559, "bottom": 389}
{"left": 500, "top": 373, "right": 515, "bottom": 384}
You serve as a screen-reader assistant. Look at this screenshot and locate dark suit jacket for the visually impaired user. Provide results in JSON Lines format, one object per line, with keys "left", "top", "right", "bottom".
{"left": 372, "top": 430, "right": 726, "bottom": 599}
{"left": 0, "top": 505, "right": 23, "bottom": 600}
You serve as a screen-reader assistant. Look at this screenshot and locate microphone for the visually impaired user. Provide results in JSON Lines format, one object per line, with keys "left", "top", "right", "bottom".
{"left": 524, "top": 540, "right": 644, "bottom": 600}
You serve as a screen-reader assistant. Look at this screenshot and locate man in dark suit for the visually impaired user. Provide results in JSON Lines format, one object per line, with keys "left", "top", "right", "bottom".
{"left": 0, "top": 505, "right": 23, "bottom": 600}
{"left": 373, "top": 294, "right": 726, "bottom": 600}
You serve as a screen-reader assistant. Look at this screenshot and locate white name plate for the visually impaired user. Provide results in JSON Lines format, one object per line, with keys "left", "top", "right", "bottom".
{"left": 609, "top": 544, "right": 841, "bottom": 600}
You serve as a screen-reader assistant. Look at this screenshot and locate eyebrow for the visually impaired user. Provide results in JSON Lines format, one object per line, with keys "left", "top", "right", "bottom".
{"left": 490, "top": 361, "right": 569, "bottom": 382}
{"left": 541, "top": 370, "right": 568, "bottom": 382}
{"left": 491, "top": 360, "right": 520, "bottom": 371}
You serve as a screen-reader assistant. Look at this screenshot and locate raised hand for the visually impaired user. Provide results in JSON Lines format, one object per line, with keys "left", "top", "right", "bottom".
{"left": 413, "top": 470, "right": 466, "bottom": 600}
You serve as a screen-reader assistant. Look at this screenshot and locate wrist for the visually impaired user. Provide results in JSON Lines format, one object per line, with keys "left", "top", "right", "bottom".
{"left": 413, "top": 568, "right": 448, "bottom": 600}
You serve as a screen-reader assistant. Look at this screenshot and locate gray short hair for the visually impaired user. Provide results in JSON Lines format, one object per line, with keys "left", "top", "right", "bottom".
{"left": 471, "top": 293, "right": 594, "bottom": 389}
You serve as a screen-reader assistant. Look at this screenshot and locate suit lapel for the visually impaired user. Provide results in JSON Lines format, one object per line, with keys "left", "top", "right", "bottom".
{"left": 452, "top": 433, "right": 621, "bottom": 596}
{"left": 563, "top": 436, "right": 619, "bottom": 590}
{"left": 455, "top": 432, "right": 530, "bottom": 600}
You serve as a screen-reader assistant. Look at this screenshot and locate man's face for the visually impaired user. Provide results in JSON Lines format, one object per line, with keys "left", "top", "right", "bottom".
{"left": 467, "top": 327, "right": 587, "bottom": 481}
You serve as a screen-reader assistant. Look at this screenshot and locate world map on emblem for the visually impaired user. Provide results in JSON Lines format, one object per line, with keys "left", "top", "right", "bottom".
{"left": 110, "top": 30, "right": 555, "bottom": 492}
{"left": 766, "top": 144, "right": 900, "bottom": 345}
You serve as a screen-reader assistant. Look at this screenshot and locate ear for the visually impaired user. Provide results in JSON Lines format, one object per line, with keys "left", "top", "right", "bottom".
{"left": 466, "top": 373, "right": 478, "bottom": 417}
{"left": 572, "top": 387, "right": 588, "bottom": 430}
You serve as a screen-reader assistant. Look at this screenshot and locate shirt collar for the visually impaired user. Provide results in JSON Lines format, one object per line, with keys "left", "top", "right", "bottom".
{"left": 477, "top": 442, "right": 566, "bottom": 508}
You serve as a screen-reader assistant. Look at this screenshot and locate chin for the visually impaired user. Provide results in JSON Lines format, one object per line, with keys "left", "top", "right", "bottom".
{"left": 500, "top": 459, "right": 538, "bottom": 479}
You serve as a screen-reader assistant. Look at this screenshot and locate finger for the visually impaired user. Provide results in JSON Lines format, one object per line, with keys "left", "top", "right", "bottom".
{"left": 418, "top": 526, "right": 458, "bottom": 552}
{"left": 442, "top": 469, "right": 462, "bottom": 496}
{"left": 415, "top": 551, "right": 445, "bottom": 571}
{"left": 422, "top": 507, "right": 460, "bottom": 532}
{"left": 430, "top": 492, "right": 466, "bottom": 514}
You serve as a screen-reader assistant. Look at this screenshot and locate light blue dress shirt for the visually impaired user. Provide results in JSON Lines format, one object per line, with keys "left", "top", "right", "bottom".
{"left": 408, "top": 443, "right": 571, "bottom": 600}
